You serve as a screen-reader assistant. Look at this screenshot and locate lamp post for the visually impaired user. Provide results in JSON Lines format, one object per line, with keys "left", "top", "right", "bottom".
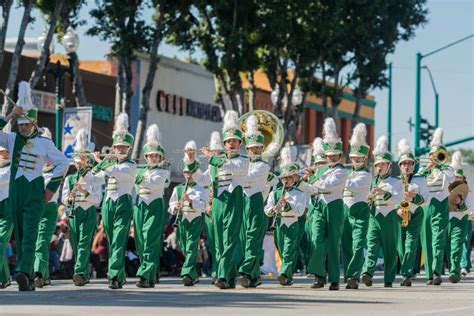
{"left": 38, "top": 26, "right": 79, "bottom": 150}
{"left": 414, "top": 34, "right": 474, "bottom": 155}
{"left": 420, "top": 65, "right": 439, "bottom": 128}
{"left": 387, "top": 63, "right": 392, "bottom": 151}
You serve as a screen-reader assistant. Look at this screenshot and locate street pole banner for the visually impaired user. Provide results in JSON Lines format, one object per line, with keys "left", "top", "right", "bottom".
{"left": 62, "top": 107, "right": 93, "bottom": 159}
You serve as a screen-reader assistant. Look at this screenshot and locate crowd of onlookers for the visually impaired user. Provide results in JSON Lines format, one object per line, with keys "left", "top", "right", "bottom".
{"left": 5, "top": 213, "right": 213, "bottom": 282}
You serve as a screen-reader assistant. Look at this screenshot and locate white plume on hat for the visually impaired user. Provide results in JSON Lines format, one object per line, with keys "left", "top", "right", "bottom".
{"left": 113, "top": 113, "right": 129, "bottom": 136}
{"left": 397, "top": 138, "right": 412, "bottom": 155}
{"left": 430, "top": 128, "right": 444, "bottom": 147}
{"left": 41, "top": 127, "right": 52, "bottom": 139}
{"left": 209, "top": 131, "right": 224, "bottom": 151}
{"left": 373, "top": 135, "right": 389, "bottom": 156}
{"left": 279, "top": 145, "right": 293, "bottom": 169}
{"left": 312, "top": 137, "right": 324, "bottom": 158}
{"left": 323, "top": 117, "right": 341, "bottom": 144}
{"left": 245, "top": 115, "right": 259, "bottom": 135}
{"left": 2, "top": 121, "right": 11, "bottom": 133}
{"left": 451, "top": 151, "right": 463, "bottom": 170}
{"left": 74, "top": 129, "right": 89, "bottom": 152}
{"left": 17, "top": 81, "right": 34, "bottom": 111}
{"left": 223, "top": 110, "right": 239, "bottom": 131}
{"left": 185, "top": 140, "right": 197, "bottom": 151}
{"left": 145, "top": 124, "right": 162, "bottom": 146}
{"left": 350, "top": 123, "right": 368, "bottom": 147}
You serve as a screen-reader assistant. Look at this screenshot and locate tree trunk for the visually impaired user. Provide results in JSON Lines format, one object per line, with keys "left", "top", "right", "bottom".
{"left": 0, "top": 0, "right": 13, "bottom": 74}
{"left": 1, "top": 0, "right": 33, "bottom": 116}
{"left": 351, "top": 85, "right": 363, "bottom": 126}
{"left": 29, "top": 0, "right": 64, "bottom": 89}
{"left": 69, "top": 52, "right": 87, "bottom": 107}
{"left": 114, "top": 58, "right": 124, "bottom": 118}
{"left": 247, "top": 72, "right": 255, "bottom": 112}
{"left": 132, "top": 4, "right": 164, "bottom": 160}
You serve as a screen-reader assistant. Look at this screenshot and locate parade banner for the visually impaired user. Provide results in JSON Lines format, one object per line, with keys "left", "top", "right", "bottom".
{"left": 62, "top": 107, "right": 93, "bottom": 159}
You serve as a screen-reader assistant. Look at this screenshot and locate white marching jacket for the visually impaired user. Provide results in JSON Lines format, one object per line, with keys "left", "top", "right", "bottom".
{"left": 405, "top": 176, "right": 430, "bottom": 213}
{"left": 98, "top": 161, "right": 137, "bottom": 202}
{"left": 0, "top": 132, "right": 68, "bottom": 184}
{"left": 168, "top": 183, "right": 209, "bottom": 222}
{"left": 343, "top": 169, "right": 371, "bottom": 208}
{"left": 244, "top": 160, "right": 270, "bottom": 197}
{"left": 136, "top": 168, "right": 171, "bottom": 205}
{"left": 0, "top": 164, "right": 10, "bottom": 202}
{"left": 263, "top": 173, "right": 279, "bottom": 201}
{"left": 264, "top": 187, "right": 307, "bottom": 227}
{"left": 61, "top": 172, "right": 104, "bottom": 210}
{"left": 373, "top": 176, "right": 403, "bottom": 216}
{"left": 298, "top": 166, "right": 348, "bottom": 204}
{"left": 424, "top": 167, "right": 455, "bottom": 202}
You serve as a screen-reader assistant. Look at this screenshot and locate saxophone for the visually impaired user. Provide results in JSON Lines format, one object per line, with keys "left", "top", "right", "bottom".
{"left": 400, "top": 174, "right": 412, "bottom": 228}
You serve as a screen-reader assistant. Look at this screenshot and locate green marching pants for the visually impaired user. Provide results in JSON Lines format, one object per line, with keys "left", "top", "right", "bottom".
{"left": 10, "top": 176, "right": 45, "bottom": 277}
{"left": 363, "top": 212, "right": 400, "bottom": 283}
{"left": 305, "top": 200, "right": 318, "bottom": 267}
{"left": 342, "top": 202, "right": 370, "bottom": 281}
{"left": 0, "top": 199, "right": 13, "bottom": 283}
{"left": 420, "top": 198, "right": 449, "bottom": 279}
{"left": 212, "top": 186, "right": 244, "bottom": 281}
{"left": 177, "top": 215, "right": 203, "bottom": 281}
{"left": 69, "top": 206, "right": 97, "bottom": 280}
{"left": 398, "top": 207, "right": 423, "bottom": 277}
{"left": 460, "top": 220, "right": 472, "bottom": 272}
{"left": 34, "top": 202, "right": 58, "bottom": 280}
{"left": 308, "top": 199, "right": 344, "bottom": 283}
{"left": 275, "top": 220, "right": 299, "bottom": 282}
{"left": 294, "top": 214, "right": 308, "bottom": 272}
{"left": 204, "top": 213, "right": 217, "bottom": 278}
{"left": 445, "top": 216, "right": 469, "bottom": 278}
{"left": 239, "top": 192, "right": 267, "bottom": 280}
{"left": 102, "top": 195, "right": 132, "bottom": 282}
{"left": 133, "top": 198, "right": 165, "bottom": 281}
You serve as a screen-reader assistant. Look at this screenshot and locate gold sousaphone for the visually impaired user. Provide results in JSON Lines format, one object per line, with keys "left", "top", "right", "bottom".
{"left": 239, "top": 110, "right": 284, "bottom": 158}
{"left": 448, "top": 180, "right": 469, "bottom": 212}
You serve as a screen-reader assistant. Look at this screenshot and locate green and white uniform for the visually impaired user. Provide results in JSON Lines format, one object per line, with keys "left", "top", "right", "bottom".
{"left": 362, "top": 175, "right": 402, "bottom": 283}
{"left": 264, "top": 185, "right": 307, "bottom": 283}
{"left": 418, "top": 164, "right": 454, "bottom": 279}
{"left": 189, "top": 153, "right": 249, "bottom": 283}
{"left": 134, "top": 165, "right": 170, "bottom": 281}
{"left": 341, "top": 167, "right": 371, "bottom": 281}
{"left": 239, "top": 158, "right": 270, "bottom": 281}
{"left": 0, "top": 122, "right": 68, "bottom": 280}
{"left": 62, "top": 168, "right": 103, "bottom": 281}
{"left": 169, "top": 181, "right": 208, "bottom": 281}
{"left": 298, "top": 164, "right": 348, "bottom": 283}
{"left": 397, "top": 175, "right": 429, "bottom": 278}
{"left": 93, "top": 159, "right": 136, "bottom": 283}
{"left": 0, "top": 162, "right": 12, "bottom": 285}
{"left": 33, "top": 169, "right": 60, "bottom": 282}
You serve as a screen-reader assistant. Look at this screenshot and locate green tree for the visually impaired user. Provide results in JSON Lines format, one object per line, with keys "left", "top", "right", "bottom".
{"left": 0, "top": 0, "right": 14, "bottom": 74}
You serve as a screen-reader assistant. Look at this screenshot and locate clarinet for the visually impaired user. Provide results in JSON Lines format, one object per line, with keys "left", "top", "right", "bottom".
{"left": 270, "top": 186, "right": 289, "bottom": 231}
{"left": 173, "top": 179, "right": 190, "bottom": 227}
{"left": 368, "top": 169, "right": 381, "bottom": 209}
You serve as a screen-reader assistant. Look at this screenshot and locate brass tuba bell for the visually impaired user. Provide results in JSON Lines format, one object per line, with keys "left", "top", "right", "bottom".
{"left": 430, "top": 147, "right": 449, "bottom": 164}
{"left": 239, "top": 110, "right": 284, "bottom": 158}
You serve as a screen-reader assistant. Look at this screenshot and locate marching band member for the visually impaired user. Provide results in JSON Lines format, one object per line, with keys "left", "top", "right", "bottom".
{"left": 204, "top": 131, "right": 225, "bottom": 283}
{"left": 185, "top": 110, "right": 249, "bottom": 289}
{"left": 169, "top": 141, "right": 208, "bottom": 286}
{"left": 0, "top": 123, "right": 12, "bottom": 289}
{"left": 418, "top": 128, "right": 454, "bottom": 285}
{"left": 62, "top": 129, "right": 103, "bottom": 287}
{"left": 396, "top": 139, "right": 429, "bottom": 287}
{"left": 0, "top": 82, "right": 68, "bottom": 291}
{"left": 304, "top": 137, "right": 327, "bottom": 269}
{"left": 298, "top": 118, "right": 348, "bottom": 290}
{"left": 133, "top": 124, "right": 170, "bottom": 288}
{"left": 264, "top": 146, "right": 307, "bottom": 286}
{"left": 92, "top": 113, "right": 136, "bottom": 290}
{"left": 33, "top": 128, "right": 62, "bottom": 288}
{"left": 361, "top": 135, "right": 402, "bottom": 288}
{"left": 445, "top": 151, "right": 470, "bottom": 283}
{"left": 341, "top": 123, "right": 371, "bottom": 290}
{"left": 239, "top": 115, "right": 270, "bottom": 288}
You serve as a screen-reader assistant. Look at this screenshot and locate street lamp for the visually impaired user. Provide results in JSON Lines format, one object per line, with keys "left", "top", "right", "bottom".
{"left": 38, "top": 26, "right": 79, "bottom": 150}
{"left": 420, "top": 65, "right": 439, "bottom": 128}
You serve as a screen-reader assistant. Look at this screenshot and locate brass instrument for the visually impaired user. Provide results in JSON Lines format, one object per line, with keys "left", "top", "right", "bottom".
{"left": 239, "top": 110, "right": 284, "bottom": 158}
{"left": 368, "top": 169, "right": 381, "bottom": 209}
{"left": 173, "top": 178, "right": 190, "bottom": 227}
{"left": 270, "top": 187, "right": 289, "bottom": 231}
{"left": 448, "top": 180, "right": 469, "bottom": 212}
{"left": 400, "top": 173, "right": 413, "bottom": 228}
{"left": 429, "top": 148, "right": 449, "bottom": 164}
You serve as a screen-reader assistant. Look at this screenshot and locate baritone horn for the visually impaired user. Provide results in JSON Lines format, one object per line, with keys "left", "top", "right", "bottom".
{"left": 429, "top": 147, "right": 449, "bottom": 164}
{"left": 239, "top": 110, "right": 284, "bottom": 158}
